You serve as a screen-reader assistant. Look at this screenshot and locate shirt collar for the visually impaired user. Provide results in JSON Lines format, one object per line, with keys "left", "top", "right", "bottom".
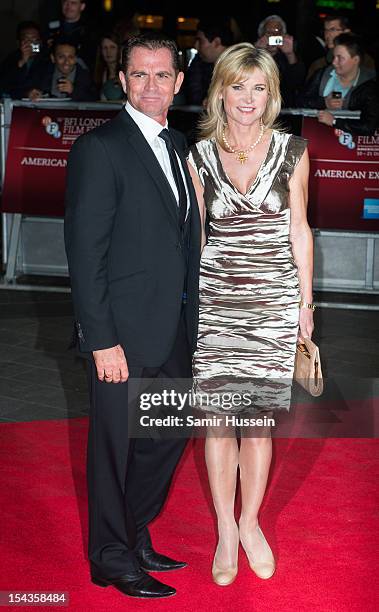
{"left": 125, "top": 101, "right": 168, "bottom": 144}
{"left": 330, "top": 67, "right": 360, "bottom": 88}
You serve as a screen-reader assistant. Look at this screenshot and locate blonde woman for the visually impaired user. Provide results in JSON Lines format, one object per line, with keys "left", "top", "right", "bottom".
{"left": 188, "top": 43, "right": 314, "bottom": 585}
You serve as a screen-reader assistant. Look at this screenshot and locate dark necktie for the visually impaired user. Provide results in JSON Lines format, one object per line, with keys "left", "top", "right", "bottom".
{"left": 159, "top": 128, "right": 187, "bottom": 230}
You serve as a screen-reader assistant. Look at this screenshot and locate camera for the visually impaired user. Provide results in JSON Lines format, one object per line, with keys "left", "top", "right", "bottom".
{"left": 268, "top": 36, "right": 283, "bottom": 46}
{"left": 331, "top": 91, "right": 342, "bottom": 99}
{"left": 31, "top": 43, "right": 40, "bottom": 53}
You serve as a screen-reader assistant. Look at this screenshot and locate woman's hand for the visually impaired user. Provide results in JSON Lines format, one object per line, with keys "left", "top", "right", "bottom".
{"left": 298, "top": 308, "right": 314, "bottom": 341}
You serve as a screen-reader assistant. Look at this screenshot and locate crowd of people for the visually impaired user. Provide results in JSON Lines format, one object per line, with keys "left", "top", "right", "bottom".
{"left": 0, "top": 4, "right": 377, "bottom": 133}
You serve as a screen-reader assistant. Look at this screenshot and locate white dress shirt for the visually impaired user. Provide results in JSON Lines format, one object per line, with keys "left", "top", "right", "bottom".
{"left": 125, "top": 102, "right": 189, "bottom": 214}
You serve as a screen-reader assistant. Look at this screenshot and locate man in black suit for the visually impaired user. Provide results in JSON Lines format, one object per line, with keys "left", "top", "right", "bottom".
{"left": 0, "top": 21, "right": 48, "bottom": 99}
{"left": 28, "top": 38, "right": 97, "bottom": 101}
{"left": 64, "top": 34, "right": 201, "bottom": 599}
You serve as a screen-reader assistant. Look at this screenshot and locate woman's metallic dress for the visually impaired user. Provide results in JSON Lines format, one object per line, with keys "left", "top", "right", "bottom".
{"left": 189, "top": 131, "right": 307, "bottom": 414}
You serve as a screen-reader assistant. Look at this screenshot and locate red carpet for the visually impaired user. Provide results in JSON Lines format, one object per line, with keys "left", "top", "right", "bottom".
{"left": 0, "top": 418, "right": 377, "bottom": 611}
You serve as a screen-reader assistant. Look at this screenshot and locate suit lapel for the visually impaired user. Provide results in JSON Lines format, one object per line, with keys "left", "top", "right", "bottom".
{"left": 115, "top": 111, "right": 200, "bottom": 238}
{"left": 116, "top": 111, "right": 179, "bottom": 228}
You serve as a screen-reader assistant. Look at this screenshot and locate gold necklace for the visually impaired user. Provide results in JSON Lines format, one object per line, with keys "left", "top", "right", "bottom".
{"left": 222, "top": 122, "right": 265, "bottom": 164}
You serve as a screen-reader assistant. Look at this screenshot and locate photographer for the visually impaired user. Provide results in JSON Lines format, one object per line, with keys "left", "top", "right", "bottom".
{"left": 298, "top": 34, "right": 378, "bottom": 136}
{"left": 255, "top": 15, "right": 306, "bottom": 107}
{"left": 28, "top": 38, "right": 97, "bottom": 101}
{"left": 0, "top": 21, "right": 49, "bottom": 99}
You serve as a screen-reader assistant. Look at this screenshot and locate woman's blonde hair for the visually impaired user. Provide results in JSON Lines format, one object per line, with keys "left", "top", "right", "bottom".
{"left": 199, "top": 42, "right": 281, "bottom": 145}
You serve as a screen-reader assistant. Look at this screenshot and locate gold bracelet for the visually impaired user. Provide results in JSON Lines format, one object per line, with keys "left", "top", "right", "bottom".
{"left": 299, "top": 301, "right": 315, "bottom": 310}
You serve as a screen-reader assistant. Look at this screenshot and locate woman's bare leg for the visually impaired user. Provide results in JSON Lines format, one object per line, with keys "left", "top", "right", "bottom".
{"left": 205, "top": 423, "right": 239, "bottom": 570}
{"left": 238, "top": 424, "right": 275, "bottom": 578}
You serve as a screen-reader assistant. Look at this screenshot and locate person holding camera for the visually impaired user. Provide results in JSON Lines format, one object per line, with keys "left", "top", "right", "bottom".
{"left": 255, "top": 15, "right": 306, "bottom": 107}
{"left": 28, "top": 37, "right": 97, "bottom": 101}
{"left": 298, "top": 33, "right": 378, "bottom": 135}
{"left": 0, "top": 21, "right": 49, "bottom": 99}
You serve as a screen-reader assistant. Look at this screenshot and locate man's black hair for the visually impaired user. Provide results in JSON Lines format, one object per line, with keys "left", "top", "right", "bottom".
{"left": 197, "top": 18, "right": 234, "bottom": 47}
{"left": 16, "top": 21, "right": 41, "bottom": 39}
{"left": 121, "top": 33, "right": 180, "bottom": 74}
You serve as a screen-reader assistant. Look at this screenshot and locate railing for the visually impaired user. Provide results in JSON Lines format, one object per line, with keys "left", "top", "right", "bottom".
{"left": 1, "top": 99, "right": 377, "bottom": 308}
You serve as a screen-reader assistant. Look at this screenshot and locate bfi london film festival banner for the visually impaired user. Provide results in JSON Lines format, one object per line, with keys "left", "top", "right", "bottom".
{"left": 302, "top": 117, "right": 379, "bottom": 231}
{"left": 1, "top": 107, "right": 119, "bottom": 217}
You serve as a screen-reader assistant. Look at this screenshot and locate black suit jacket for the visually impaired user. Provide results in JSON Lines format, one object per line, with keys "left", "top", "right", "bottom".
{"left": 64, "top": 110, "right": 201, "bottom": 367}
{"left": 33, "top": 62, "right": 98, "bottom": 101}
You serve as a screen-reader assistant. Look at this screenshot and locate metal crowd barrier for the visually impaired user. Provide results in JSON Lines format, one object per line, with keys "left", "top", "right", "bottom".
{"left": 1, "top": 99, "right": 377, "bottom": 309}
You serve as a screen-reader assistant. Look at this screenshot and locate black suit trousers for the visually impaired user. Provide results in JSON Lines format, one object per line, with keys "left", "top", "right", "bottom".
{"left": 86, "top": 311, "right": 191, "bottom": 578}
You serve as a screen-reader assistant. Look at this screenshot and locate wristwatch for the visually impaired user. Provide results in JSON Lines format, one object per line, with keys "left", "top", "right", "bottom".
{"left": 299, "top": 301, "right": 316, "bottom": 310}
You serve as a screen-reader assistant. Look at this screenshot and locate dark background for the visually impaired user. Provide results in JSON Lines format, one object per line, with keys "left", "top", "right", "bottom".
{"left": 1, "top": 0, "right": 378, "bottom": 64}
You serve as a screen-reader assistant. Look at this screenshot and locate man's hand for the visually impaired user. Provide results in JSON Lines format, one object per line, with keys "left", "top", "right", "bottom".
{"left": 282, "top": 35, "right": 297, "bottom": 63}
{"left": 318, "top": 110, "right": 335, "bottom": 127}
{"left": 57, "top": 78, "right": 74, "bottom": 95}
{"left": 28, "top": 88, "right": 43, "bottom": 101}
{"left": 325, "top": 94, "right": 343, "bottom": 110}
{"left": 18, "top": 40, "right": 34, "bottom": 67}
{"left": 255, "top": 35, "right": 269, "bottom": 50}
{"left": 93, "top": 344, "right": 129, "bottom": 383}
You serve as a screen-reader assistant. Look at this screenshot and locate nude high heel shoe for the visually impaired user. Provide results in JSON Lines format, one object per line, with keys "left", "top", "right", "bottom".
{"left": 211, "top": 528, "right": 239, "bottom": 586}
{"left": 212, "top": 548, "right": 238, "bottom": 586}
{"left": 240, "top": 525, "right": 275, "bottom": 580}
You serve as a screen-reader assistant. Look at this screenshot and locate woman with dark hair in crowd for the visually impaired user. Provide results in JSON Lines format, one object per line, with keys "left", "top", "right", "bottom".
{"left": 94, "top": 32, "right": 124, "bottom": 101}
{"left": 298, "top": 33, "right": 378, "bottom": 135}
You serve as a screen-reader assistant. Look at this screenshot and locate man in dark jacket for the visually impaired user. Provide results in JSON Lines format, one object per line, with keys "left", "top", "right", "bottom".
{"left": 28, "top": 38, "right": 97, "bottom": 101}
{"left": 298, "top": 34, "right": 378, "bottom": 135}
{"left": 184, "top": 18, "right": 234, "bottom": 105}
{"left": 46, "top": 0, "right": 97, "bottom": 71}
{"left": 0, "top": 21, "right": 49, "bottom": 99}
{"left": 64, "top": 34, "right": 201, "bottom": 599}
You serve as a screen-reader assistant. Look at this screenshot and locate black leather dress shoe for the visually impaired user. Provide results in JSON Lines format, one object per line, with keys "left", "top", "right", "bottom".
{"left": 91, "top": 568, "right": 176, "bottom": 598}
{"left": 136, "top": 548, "right": 187, "bottom": 572}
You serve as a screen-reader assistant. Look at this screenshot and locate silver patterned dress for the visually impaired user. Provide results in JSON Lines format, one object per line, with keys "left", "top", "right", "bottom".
{"left": 189, "top": 130, "right": 307, "bottom": 414}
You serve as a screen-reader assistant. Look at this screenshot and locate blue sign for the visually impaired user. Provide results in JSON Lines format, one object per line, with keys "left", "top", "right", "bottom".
{"left": 363, "top": 199, "right": 379, "bottom": 220}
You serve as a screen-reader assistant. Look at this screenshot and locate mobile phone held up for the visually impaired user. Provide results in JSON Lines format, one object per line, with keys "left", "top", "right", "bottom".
{"left": 332, "top": 91, "right": 342, "bottom": 99}
{"left": 31, "top": 43, "right": 41, "bottom": 53}
{"left": 268, "top": 35, "right": 283, "bottom": 46}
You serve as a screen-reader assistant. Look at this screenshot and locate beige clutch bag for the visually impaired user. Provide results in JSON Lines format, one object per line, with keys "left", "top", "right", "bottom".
{"left": 294, "top": 338, "right": 323, "bottom": 397}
